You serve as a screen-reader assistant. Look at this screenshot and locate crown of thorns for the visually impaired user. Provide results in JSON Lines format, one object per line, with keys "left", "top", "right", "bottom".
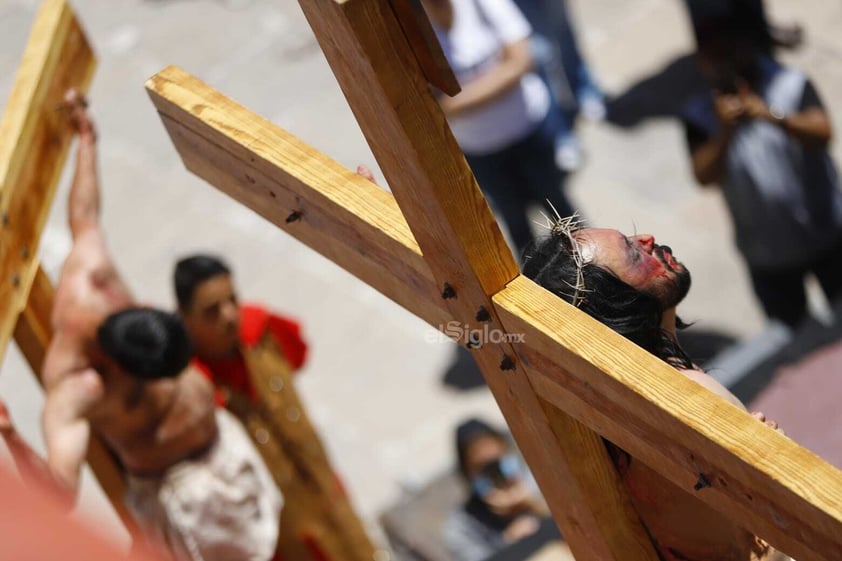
{"left": 535, "top": 204, "right": 590, "bottom": 308}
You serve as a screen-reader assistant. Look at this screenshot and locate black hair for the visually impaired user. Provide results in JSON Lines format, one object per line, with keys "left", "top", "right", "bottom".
{"left": 695, "top": 15, "right": 763, "bottom": 90}
{"left": 455, "top": 418, "right": 508, "bottom": 480}
{"left": 173, "top": 254, "right": 231, "bottom": 310}
{"left": 522, "top": 232, "right": 693, "bottom": 369}
{"left": 97, "top": 308, "right": 193, "bottom": 380}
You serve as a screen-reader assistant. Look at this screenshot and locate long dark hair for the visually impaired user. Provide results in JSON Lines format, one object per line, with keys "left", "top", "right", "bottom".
{"left": 522, "top": 231, "right": 693, "bottom": 369}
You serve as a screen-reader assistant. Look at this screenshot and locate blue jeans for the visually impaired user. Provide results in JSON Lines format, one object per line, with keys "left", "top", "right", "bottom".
{"left": 465, "top": 119, "right": 573, "bottom": 259}
{"left": 515, "top": 0, "right": 602, "bottom": 118}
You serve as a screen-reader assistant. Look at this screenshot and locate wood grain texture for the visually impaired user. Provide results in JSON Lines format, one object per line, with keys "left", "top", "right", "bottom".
{"left": 0, "top": 0, "right": 95, "bottom": 365}
{"left": 244, "top": 337, "right": 376, "bottom": 561}
{"left": 494, "top": 275, "right": 842, "bottom": 561}
{"left": 388, "top": 0, "right": 461, "bottom": 96}
{"left": 146, "top": 67, "right": 448, "bottom": 331}
{"left": 296, "top": 1, "right": 659, "bottom": 559}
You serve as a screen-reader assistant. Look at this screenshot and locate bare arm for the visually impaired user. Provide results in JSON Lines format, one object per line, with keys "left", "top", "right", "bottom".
{"left": 771, "top": 108, "right": 831, "bottom": 148}
{"left": 39, "top": 334, "right": 104, "bottom": 502}
{"left": 738, "top": 80, "right": 832, "bottom": 148}
{"left": 65, "top": 90, "right": 100, "bottom": 240}
{"left": 440, "top": 38, "right": 533, "bottom": 117}
{"left": 42, "top": 369, "right": 103, "bottom": 499}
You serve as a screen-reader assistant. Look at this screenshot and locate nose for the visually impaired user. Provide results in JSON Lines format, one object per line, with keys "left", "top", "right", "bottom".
{"left": 631, "top": 234, "right": 655, "bottom": 254}
{"left": 221, "top": 301, "right": 239, "bottom": 325}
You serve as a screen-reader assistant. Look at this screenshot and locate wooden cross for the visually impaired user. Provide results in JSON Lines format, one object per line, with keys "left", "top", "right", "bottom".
{"left": 145, "top": 0, "right": 842, "bottom": 560}
{"left": 0, "top": 0, "right": 138, "bottom": 530}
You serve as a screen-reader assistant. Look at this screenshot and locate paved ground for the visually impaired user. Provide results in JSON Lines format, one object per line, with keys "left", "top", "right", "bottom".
{"left": 1, "top": 0, "right": 841, "bottom": 553}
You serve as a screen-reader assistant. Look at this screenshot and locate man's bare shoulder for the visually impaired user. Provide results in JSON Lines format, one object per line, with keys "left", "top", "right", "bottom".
{"left": 43, "top": 332, "right": 92, "bottom": 390}
{"left": 60, "top": 227, "right": 111, "bottom": 278}
{"left": 679, "top": 367, "right": 746, "bottom": 411}
{"left": 54, "top": 227, "right": 133, "bottom": 326}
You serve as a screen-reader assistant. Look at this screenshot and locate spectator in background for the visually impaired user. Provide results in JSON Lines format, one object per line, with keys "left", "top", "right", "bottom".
{"left": 682, "top": 19, "right": 842, "bottom": 327}
{"left": 513, "top": 0, "right": 606, "bottom": 170}
{"left": 173, "top": 254, "right": 308, "bottom": 402}
{"left": 443, "top": 418, "right": 569, "bottom": 561}
{"left": 422, "top": 0, "right": 575, "bottom": 258}
{"left": 684, "top": 0, "right": 803, "bottom": 53}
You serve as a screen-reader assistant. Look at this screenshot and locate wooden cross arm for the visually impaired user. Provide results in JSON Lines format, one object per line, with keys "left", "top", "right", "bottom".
{"left": 145, "top": 66, "right": 449, "bottom": 329}
{"left": 0, "top": 0, "right": 95, "bottom": 366}
{"left": 495, "top": 276, "right": 842, "bottom": 561}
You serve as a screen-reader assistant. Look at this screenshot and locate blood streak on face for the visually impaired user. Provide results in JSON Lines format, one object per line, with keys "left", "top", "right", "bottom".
{"left": 575, "top": 228, "right": 691, "bottom": 308}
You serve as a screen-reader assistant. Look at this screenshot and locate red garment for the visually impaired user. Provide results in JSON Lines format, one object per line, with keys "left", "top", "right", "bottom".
{"left": 193, "top": 304, "right": 308, "bottom": 405}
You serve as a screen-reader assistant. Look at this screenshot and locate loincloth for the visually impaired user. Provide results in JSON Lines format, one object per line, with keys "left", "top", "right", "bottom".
{"left": 125, "top": 408, "right": 283, "bottom": 561}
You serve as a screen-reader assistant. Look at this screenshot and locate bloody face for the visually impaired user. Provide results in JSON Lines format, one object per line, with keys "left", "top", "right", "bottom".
{"left": 575, "top": 228, "right": 692, "bottom": 309}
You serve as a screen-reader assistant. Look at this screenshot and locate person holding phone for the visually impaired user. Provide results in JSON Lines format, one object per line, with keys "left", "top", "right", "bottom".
{"left": 682, "top": 17, "right": 842, "bottom": 328}
{"left": 442, "top": 418, "right": 569, "bottom": 561}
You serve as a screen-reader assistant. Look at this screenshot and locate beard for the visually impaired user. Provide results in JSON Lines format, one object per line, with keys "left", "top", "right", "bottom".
{"left": 654, "top": 245, "right": 692, "bottom": 308}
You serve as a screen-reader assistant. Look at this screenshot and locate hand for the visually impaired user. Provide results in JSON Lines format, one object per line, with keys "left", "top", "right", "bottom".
{"left": 484, "top": 481, "right": 534, "bottom": 516}
{"left": 502, "top": 514, "right": 541, "bottom": 543}
{"left": 751, "top": 410, "right": 786, "bottom": 436}
{"left": 61, "top": 89, "right": 96, "bottom": 141}
{"left": 736, "top": 80, "right": 772, "bottom": 121}
{"left": 712, "top": 91, "right": 744, "bottom": 131}
{"left": 356, "top": 165, "right": 376, "bottom": 184}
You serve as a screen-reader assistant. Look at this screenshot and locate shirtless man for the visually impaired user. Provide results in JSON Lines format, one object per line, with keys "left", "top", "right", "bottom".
{"left": 522, "top": 216, "right": 790, "bottom": 561}
{"left": 0, "top": 91, "right": 281, "bottom": 561}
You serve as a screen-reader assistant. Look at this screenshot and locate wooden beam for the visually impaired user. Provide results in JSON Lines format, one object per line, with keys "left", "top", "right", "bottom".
{"left": 295, "top": 1, "right": 659, "bottom": 560}
{"left": 146, "top": 64, "right": 657, "bottom": 560}
{"left": 494, "top": 275, "right": 842, "bottom": 561}
{"left": 388, "top": 0, "right": 460, "bottom": 96}
{"left": 146, "top": 66, "right": 448, "bottom": 329}
{"left": 0, "top": 0, "right": 96, "bottom": 366}
{"left": 13, "top": 265, "right": 53, "bottom": 375}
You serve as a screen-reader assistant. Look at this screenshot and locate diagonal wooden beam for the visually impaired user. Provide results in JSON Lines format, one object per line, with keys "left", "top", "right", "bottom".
{"left": 294, "top": 1, "right": 659, "bottom": 560}
{"left": 495, "top": 276, "right": 842, "bottom": 561}
{"left": 145, "top": 66, "right": 448, "bottom": 330}
{"left": 0, "top": 0, "right": 95, "bottom": 366}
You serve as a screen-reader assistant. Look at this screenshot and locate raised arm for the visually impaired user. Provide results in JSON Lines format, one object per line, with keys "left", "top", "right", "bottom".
{"left": 65, "top": 89, "right": 100, "bottom": 240}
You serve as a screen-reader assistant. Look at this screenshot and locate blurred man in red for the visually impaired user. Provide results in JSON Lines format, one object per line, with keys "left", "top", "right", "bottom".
{"left": 173, "top": 255, "right": 308, "bottom": 402}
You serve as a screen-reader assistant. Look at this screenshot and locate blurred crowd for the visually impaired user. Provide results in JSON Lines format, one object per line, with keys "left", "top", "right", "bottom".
{"left": 425, "top": 0, "right": 841, "bottom": 332}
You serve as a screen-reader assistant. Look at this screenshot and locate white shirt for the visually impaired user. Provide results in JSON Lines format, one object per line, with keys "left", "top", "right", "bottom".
{"left": 433, "top": 0, "right": 551, "bottom": 155}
